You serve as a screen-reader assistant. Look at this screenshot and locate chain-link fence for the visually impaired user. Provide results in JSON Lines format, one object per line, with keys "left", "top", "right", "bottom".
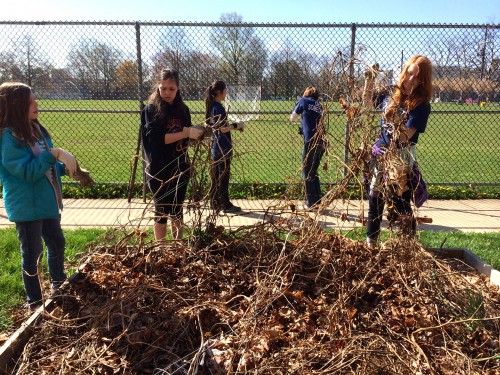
{"left": 1, "top": 21, "right": 498, "bottom": 187}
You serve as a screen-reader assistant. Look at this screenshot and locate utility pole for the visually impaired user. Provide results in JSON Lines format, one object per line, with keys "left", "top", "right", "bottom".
{"left": 480, "top": 26, "right": 488, "bottom": 80}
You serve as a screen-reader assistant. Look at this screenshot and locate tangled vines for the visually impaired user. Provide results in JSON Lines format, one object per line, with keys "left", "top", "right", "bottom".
{"left": 12, "top": 223, "right": 500, "bottom": 374}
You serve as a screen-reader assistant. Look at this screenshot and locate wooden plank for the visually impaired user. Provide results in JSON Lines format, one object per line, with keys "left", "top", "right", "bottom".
{"left": 429, "top": 247, "right": 500, "bottom": 287}
{"left": 0, "top": 298, "right": 57, "bottom": 373}
{"left": 427, "top": 247, "right": 464, "bottom": 259}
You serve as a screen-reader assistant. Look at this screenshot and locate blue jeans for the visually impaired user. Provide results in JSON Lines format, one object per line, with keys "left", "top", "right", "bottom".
{"left": 302, "top": 141, "right": 324, "bottom": 206}
{"left": 16, "top": 218, "right": 67, "bottom": 304}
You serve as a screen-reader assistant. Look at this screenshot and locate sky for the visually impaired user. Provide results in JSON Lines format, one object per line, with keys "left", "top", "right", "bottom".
{"left": 1, "top": 0, "right": 497, "bottom": 24}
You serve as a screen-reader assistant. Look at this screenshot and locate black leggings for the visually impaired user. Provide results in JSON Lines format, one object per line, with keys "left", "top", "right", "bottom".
{"left": 366, "top": 184, "right": 416, "bottom": 242}
{"left": 149, "top": 168, "right": 190, "bottom": 223}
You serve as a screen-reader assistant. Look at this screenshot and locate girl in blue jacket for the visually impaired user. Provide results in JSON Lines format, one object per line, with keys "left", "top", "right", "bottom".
{"left": 0, "top": 82, "right": 78, "bottom": 308}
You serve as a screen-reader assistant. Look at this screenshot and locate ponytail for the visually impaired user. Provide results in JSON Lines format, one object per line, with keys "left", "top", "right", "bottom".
{"left": 204, "top": 80, "right": 227, "bottom": 121}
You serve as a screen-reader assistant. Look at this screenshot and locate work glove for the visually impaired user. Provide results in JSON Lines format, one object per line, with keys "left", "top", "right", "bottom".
{"left": 51, "top": 148, "right": 77, "bottom": 176}
{"left": 72, "top": 161, "right": 94, "bottom": 187}
{"left": 185, "top": 125, "right": 205, "bottom": 140}
{"left": 371, "top": 143, "right": 387, "bottom": 156}
{"left": 232, "top": 122, "right": 245, "bottom": 131}
{"left": 364, "top": 63, "right": 380, "bottom": 80}
{"left": 202, "top": 126, "right": 213, "bottom": 138}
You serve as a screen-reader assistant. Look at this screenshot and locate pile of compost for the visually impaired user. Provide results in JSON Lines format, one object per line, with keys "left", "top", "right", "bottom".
{"left": 10, "top": 219, "right": 499, "bottom": 374}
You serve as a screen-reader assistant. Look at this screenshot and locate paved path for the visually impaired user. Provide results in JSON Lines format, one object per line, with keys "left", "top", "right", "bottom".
{"left": 1, "top": 198, "right": 499, "bottom": 233}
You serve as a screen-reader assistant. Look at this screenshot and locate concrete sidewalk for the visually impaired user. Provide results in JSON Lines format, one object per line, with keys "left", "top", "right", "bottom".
{"left": 1, "top": 198, "right": 499, "bottom": 233}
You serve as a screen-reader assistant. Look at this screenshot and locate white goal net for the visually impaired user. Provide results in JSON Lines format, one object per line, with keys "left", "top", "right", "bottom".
{"left": 225, "top": 84, "right": 261, "bottom": 122}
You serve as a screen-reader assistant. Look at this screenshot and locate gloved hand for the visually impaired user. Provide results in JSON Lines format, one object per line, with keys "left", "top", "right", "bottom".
{"left": 232, "top": 122, "right": 245, "bottom": 131}
{"left": 72, "top": 161, "right": 94, "bottom": 187}
{"left": 185, "top": 125, "right": 205, "bottom": 140}
{"left": 202, "top": 126, "right": 213, "bottom": 138}
{"left": 364, "top": 63, "right": 380, "bottom": 79}
{"left": 51, "top": 148, "right": 77, "bottom": 176}
{"left": 371, "top": 143, "right": 387, "bottom": 156}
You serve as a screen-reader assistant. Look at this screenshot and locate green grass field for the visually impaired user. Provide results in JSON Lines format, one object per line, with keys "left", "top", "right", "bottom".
{"left": 37, "top": 100, "right": 499, "bottom": 185}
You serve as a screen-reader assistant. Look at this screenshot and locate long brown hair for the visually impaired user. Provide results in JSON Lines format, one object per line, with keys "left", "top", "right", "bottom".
{"left": 393, "top": 55, "right": 433, "bottom": 110}
{"left": 0, "top": 82, "right": 36, "bottom": 142}
{"left": 148, "top": 69, "right": 184, "bottom": 116}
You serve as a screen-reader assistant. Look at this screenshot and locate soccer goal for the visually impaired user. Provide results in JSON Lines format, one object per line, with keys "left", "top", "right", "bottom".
{"left": 225, "top": 84, "right": 261, "bottom": 122}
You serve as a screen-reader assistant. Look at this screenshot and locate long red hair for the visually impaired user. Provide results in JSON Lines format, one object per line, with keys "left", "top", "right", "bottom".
{"left": 393, "top": 55, "right": 433, "bottom": 110}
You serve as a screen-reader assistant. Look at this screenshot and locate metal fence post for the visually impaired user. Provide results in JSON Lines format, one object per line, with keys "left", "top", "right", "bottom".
{"left": 127, "top": 21, "right": 145, "bottom": 203}
{"left": 343, "top": 23, "right": 357, "bottom": 178}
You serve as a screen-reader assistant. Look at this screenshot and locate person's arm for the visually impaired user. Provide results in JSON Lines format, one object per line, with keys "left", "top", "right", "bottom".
{"left": 400, "top": 101, "right": 430, "bottom": 142}
{"left": 362, "top": 64, "right": 379, "bottom": 109}
{"left": 219, "top": 123, "right": 232, "bottom": 133}
{"left": 164, "top": 129, "right": 189, "bottom": 144}
{"left": 50, "top": 148, "right": 77, "bottom": 175}
{"left": 1, "top": 129, "right": 54, "bottom": 182}
{"left": 290, "top": 99, "right": 302, "bottom": 122}
{"left": 165, "top": 126, "right": 205, "bottom": 143}
{"left": 163, "top": 106, "right": 204, "bottom": 143}
{"left": 219, "top": 124, "right": 243, "bottom": 133}
{"left": 399, "top": 127, "right": 417, "bottom": 142}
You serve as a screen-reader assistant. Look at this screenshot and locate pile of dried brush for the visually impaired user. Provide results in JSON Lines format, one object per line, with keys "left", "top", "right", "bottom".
{"left": 11, "top": 219, "right": 500, "bottom": 374}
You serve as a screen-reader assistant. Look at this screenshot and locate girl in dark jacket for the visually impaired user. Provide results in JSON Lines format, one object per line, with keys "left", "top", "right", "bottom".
{"left": 141, "top": 69, "right": 204, "bottom": 240}
{"left": 204, "top": 80, "right": 244, "bottom": 213}
{"left": 290, "top": 86, "right": 325, "bottom": 209}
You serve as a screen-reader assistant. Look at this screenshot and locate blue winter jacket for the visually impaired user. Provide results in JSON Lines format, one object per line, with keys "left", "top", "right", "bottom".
{"left": 0, "top": 127, "right": 66, "bottom": 222}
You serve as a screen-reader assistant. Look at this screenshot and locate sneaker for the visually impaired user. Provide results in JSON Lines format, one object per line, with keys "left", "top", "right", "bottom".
{"left": 27, "top": 300, "right": 43, "bottom": 311}
{"left": 50, "top": 282, "right": 64, "bottom": 298}
{"left": 303, "top": 202, "right": 319, "bottom": 211}
{"left": 209, "top": 201, "right": 223, "bottom": 211}
{"left": 223, "top": 204, "right": 241, "bottom": 213}
{"left": 50, "top": 287, "right": 62, "bottom": 298}
{"left": 366, "top": 241, "right": 377, "bottom": 250}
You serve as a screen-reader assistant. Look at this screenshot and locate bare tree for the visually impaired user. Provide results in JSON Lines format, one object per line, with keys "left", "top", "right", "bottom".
{"left": 429, "top": 26, "right": 498, "bottom": 102}
{"left": 210, "top": 12, "right": 267, "bottom": 84}
{"left": 0, "top": 35, "right": 54, "bottom": 91}
{"left": 267, "top": 39, "right": 314, "bottom": 100}
{"left": 243, "top": 36, "right": 268, "bottom": 84}
{"left": 181, "top": 51, "right": 218, "bottom": 99}
{"left": 157, "top": 26, "right": 192, "bottom": 72}
{"left": 152, "top": 26, "right": 217, "bottom": 99}
{"left": 68, "top": 38, "right": 123, "bottom": 99}
{"left": 0, "top": 51, "right": 22, "bottom": 82}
